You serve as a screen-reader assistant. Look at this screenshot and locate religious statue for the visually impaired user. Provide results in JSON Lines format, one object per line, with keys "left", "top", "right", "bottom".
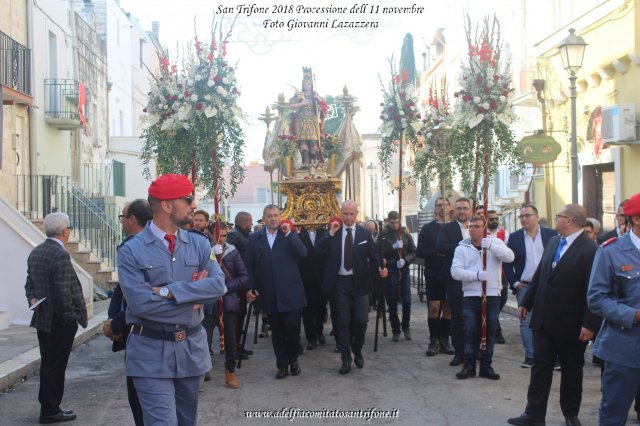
{"left": 286, "top": 67, "right": 328, "bottom": 167}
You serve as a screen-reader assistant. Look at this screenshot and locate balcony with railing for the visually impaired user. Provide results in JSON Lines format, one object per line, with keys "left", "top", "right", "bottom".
{"left": 0, "top": 31, "right": 32, "bottom": 103}
{"left": 44, "top": 79, "right": 83, "bottom": 129}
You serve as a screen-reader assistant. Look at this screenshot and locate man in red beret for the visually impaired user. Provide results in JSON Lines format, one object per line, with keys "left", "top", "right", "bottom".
{"left": 117, "top": 173, "right": 227, "bottom": 426}
{"left": 588, "top": 192, "right": 640, "bottom": 426}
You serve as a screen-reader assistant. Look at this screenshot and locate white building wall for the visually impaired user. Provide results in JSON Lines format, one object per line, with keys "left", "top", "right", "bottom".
{"left": 106, "top": 0, "right": 133, "bottom": 137}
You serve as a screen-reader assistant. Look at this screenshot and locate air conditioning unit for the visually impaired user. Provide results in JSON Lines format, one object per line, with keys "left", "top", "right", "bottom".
{"left": 601, "top": 103, "right": 636, "bottom": 144}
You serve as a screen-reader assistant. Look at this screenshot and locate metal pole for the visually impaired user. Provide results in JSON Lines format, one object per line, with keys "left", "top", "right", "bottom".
{"left": 370, "top": 175, "right": 374, "bottom": 219}
{"left": 569, "top": 74, "right": 578, "bottom": 204}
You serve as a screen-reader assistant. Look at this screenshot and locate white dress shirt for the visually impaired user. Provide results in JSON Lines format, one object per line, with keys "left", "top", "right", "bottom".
{"left": 520, "top": 226, "right": 544, "bottom": 283}
{"left": 556, "top": 229, "right": 584, "bottom": 260}
{"left": 458, "top": 220, "right": 470, "bottom": 240}
{"left": 266, "top": 229, "right": 278, "bottom": 249}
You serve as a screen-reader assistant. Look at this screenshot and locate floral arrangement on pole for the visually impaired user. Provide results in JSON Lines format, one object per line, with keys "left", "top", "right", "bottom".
{"left": 377, "top": 59, "right": 422, "bottom": 185}
{"left": 411, "top": 79, "right": 453, "bottom": 197}
{"left": 141, "top": 17, "right": 245, "bottom": 198}
{"left": 448, "top": 15, "right": 522, "bottom": 196}
{"left": 275, "top": 134, "right": 298, "bottom": 157}
{"left": 321, "top": 133, "right": 343, "bottom": 161}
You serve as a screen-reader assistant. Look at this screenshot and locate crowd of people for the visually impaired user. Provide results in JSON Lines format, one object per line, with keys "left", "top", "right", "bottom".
{"left": 23, "top": 172, "right": 640, "bottom": 426}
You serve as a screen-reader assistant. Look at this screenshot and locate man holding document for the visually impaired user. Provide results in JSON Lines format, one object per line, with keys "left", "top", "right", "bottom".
{"left": 25, "top": 212, "right": 88, "bottom": 424}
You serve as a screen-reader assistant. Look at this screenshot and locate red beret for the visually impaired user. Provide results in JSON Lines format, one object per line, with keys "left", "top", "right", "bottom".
{"left": 623, "top": 192, "right": 640, "bottom": 217}
{"left": 148, "top": 174, "right": 194, "bottom": 200}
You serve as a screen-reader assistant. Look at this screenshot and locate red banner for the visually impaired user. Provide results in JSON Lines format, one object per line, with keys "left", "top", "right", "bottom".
{"left": 78, "top": 82, "right": 86, "bottom": 126}
{"left": 593, "top": 107, "right": 602, "bottom": 157}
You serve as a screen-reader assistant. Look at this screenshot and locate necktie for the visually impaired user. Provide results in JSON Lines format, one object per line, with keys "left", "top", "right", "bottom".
{"left": 344, "top": 227, "right": 353, "bottom": 271}
{"left": 551, "top": 237, "right": 567, "bottom": 269}
{"left": 165, "top": 234, "right": 176, "bottom": 254}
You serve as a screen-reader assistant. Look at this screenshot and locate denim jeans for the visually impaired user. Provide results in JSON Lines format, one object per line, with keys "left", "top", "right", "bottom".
{"left": 516, "top": 286, "right": 534, "bottom": 361}
{"left": 386, "top": 268, "right": 411, "bottom": 333}
{"left": 462, "top": 296, "right": 500, "bottom": 368}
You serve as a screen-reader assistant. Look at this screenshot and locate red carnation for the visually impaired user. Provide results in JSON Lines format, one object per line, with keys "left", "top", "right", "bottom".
{"left": 195, "top": 103, "right": 203, "bottom": 110}
{"left": 214, "top": 76, "right": 223, "bottom": 84}
{"left": 489, "top": 99, "right": 497, "bottom": 110}
{"left": 475, "top": 76, "right": 484, "bottom": 85}
{"left": 184, "top": 91, "right": 190, "bottom": 97}
{"left": 393, "top": 115, "right": 400, "bottom": 122}
{"left": 483, "top": 86, "right": 491, "bottom": 94}
{"left": 143, "top": 107, "right": 147, "bottom": 113}
{"left": 493, "top": 74, "right": 500, "bottom": 81}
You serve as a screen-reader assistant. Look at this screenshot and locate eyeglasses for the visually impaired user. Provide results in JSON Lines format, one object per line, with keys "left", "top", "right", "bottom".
{"left": 519, "top": 214, "right": 537, "bottom": 219}
{"left": 468, "top": 224, "right": 483, "bottom": 229}
{"left": 176, "top": 195, "right": 193, "bottom": 205}
{"left": 66, "top": 226, "right": 74, "bottom": 231}
{"left": 555, "top": 214, "right": 572, "bottom": 221}
{"left": 118, "top": 214, "right": 130, "bottom": 219}
{"left": 455, "top": 207, "right": 470, "bottom": 211}
{"left": 435, "top": 203, "right": 444, "bottom": 208}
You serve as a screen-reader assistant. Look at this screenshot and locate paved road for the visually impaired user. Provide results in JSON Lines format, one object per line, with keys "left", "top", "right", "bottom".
{"left": 0, "top": 296, "right": 621, "bottom": 425}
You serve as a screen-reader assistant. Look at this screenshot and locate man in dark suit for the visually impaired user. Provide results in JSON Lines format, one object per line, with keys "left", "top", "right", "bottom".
{"left": 103, "top": 199, "right": 152, "bottom": 426}
{"left": 245, "top": 205, "right": 307, "bottom": 379}
{"left": 436, "top": 197, "right": 472, "bottom": 366}
{"left": 25, "top": 212, "right": 88, "bottom": 424}
{"left": 316, "top": 200, "right": 387, "bottom": 374}
{"left": 503, "top": 204, "right": 557, "bottom": 367}
{"left": 508, "top": 204, "right": 599, "bottom": 426}
{"left": 298, "top": 227, "right": 328, "bottom": 350}
{"left": 597, "top": 201, "right": 628, "bottom": 243}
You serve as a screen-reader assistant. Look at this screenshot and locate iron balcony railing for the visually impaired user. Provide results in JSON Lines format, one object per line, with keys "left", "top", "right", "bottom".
{"left": 16, "top": 175, "right": 122, "bottom": 270}
{"left": 82, "top": 161, "right": 126, "bottom": 197}
{"left": 44, "top": 79, "right": 81, "bottom": 121}
{"left": 0, "top": 31, "right": 31, "bottom": 95}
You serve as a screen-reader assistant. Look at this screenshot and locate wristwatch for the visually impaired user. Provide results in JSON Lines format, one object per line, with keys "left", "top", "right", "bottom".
{"left": 159, "top": 287, "right": 170, "bottom": 298}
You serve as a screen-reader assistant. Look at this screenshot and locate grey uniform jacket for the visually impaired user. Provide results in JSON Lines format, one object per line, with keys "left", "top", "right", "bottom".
{"left": 117, "top": 223, "right": 227, "bottom": 378}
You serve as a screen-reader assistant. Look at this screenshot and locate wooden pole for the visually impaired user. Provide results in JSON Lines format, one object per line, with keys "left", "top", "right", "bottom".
{"left": 480, "top": 136, "right": 490, "bottom": 352}
{"left": 212, "top": 139, "right": 224, "bottom": 353}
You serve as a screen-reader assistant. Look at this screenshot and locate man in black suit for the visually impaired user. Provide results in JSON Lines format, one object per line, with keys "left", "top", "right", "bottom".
{"left": 503, "top": 204, "right": 557, "bottom": 367}
{"left": 316, "top": 200, "right": 387, "bottom": 374}
{"left": 508, "top": 204, "right": 599, "bottom": 426}
{"left": 436, "top": 197, "right": 472, "bottom": 366}
{"left": 25, "top": 212, "right": 88, "bottom": 424}
{"left": 298, "top": 227, "right": 328, "bottom": 349}
{"left": 597, "top": 201, "right": 629, "bottom": 243}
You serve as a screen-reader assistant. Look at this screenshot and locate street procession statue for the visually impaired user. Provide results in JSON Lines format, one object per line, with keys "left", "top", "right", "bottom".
{"left": 287, "top": 67, "right": 328, "bottom": 167}
{"left": 262, "top": 67, "right": 363, "bottom": 229}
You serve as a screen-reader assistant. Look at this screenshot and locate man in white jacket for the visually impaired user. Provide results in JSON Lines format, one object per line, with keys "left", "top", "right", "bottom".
{"left": 451, "top": 214, "right": 514, "bottom": 380}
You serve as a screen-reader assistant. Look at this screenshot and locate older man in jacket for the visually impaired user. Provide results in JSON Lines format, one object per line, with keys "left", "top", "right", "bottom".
{"left": 25, "top": 212, "right": 88, "bottom": 424}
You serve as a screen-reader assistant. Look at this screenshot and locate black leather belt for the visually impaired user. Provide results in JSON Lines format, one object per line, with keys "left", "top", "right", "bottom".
{"left": 130, "top": 324, "right": 202, "bottom": 342}
{"left": 520, "top": 280, "right": 530, "bottom": 284}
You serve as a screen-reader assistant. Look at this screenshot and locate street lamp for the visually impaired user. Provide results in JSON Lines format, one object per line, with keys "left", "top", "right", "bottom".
{"left": 366, "top": 162, "right": 376, "bottom": 219}
{"left": 558, "top": 28, "right": 587, "bottom": 204}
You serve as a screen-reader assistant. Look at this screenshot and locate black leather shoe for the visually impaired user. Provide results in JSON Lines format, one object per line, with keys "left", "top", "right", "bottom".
{"left": 507, "top": 413, "right": 546, "bottom": 426}
{"left": 455, "top": 364, "right": 476, "bottom": 379}
{"left": 275, "top": 367, "right": 289, "bottom": 379}
{"left": 439, "top": 338, "right": 455, "bottom": 355}
{"left": 39, "top": 410, "right": 77, "bottom": 424}
{"left": 565, "top": 415, "right": 581, "bottom": 426}
{"left": 317, "top": 334, "right": 326, "bottom": 345}
{"left": 495, "top": 331, "right": 506, "bottom": 344}
{"left": 306, "top": 341, "right": 317, "bottom": 350}
{"left": 449, "top": 355, "right": 464, "bottom": 366}
{"left": 241, "top": 348, "right": 253, "bottom": 356}
{"left": 339, "top": 362, "right": 351, "bottom": 375}
{"left": 290, "top": 361, "right": 301, "bottom": 375}
{"left": 479, "top": 366, "right": 500, "bottom": 380}
{"left": 354, "top": 354, "right": 364, "bottom": 369}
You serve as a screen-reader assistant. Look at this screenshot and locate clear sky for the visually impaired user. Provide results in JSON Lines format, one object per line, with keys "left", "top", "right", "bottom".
{"left": 120, "top": 0, "right": 505, "bottom": 163}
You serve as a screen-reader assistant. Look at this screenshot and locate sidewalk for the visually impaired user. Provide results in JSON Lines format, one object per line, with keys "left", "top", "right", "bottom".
{"left": 0, "top": 300, "right": 110, "bottom": 392}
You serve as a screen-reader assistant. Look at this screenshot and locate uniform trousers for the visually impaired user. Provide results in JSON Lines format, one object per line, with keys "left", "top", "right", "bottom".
{"left": 445, "top": 281, "right": 464, "bottom": 357}
{"left": 37, "top": 313, "right": 78, "bottom": 416}
{"left": 599, "top": 361, "right": 640, "bottom": 426}
{"left": 267, "top": 310, "right": 301, "bottom": 369}
{"left": 334, "top": 275, "right": 369, "bottom": 364}
{"left": 133, "top": 375, "right": 202, "bottom": 426}
{"left": 525, "top": 329, "right": 587, "bottom": 420}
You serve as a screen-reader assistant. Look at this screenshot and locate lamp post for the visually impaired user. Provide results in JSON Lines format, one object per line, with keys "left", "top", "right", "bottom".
{"left": 367, "top": 162, "right": 376, "bottom": 219}
{"left": 558, "top": 28, "right": 587, "bottom": 204}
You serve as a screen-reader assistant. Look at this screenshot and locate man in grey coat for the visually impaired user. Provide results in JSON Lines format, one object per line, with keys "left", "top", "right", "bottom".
{"left": 25, "top": 212, "right": 88, "bottom": 424}
{"left": 118, "top": 174, "right": 227, "bottom": 426}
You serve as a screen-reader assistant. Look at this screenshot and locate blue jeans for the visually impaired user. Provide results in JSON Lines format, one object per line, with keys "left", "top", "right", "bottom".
{"left": 516, "top": 286, "right": 534, "bottom": 361}
{"left": 386, "top": 268, "right": 411, "bottom": 333}
{"left": 462, "top": 296, "right": 500, "bottom": 368}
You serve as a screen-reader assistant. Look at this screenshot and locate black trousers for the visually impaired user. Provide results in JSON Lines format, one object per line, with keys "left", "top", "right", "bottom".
{"left": 445, "top": 281, "right": 464, "bottom": 357}
{"left": 525, "top": 329, "right": 587, "bottom": 420}
{"left": 302, "top": 282, "right": 327, "bottom": 343}
{"left": 268, "top": 310, "right": 301, "bottom": 369}
{"left": 215, "top": 312, "right": 238, "bottom": 372}
{"left": 496, "top": 277, "right": 508, "bottom": 332}
{"left": 37, "top": 314, "right": 78, "bottom": 415}
{"left": 334, "top": 275, "right": 369, "bottom": 364}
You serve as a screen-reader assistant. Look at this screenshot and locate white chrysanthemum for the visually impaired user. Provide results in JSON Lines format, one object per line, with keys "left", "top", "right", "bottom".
{"left": 207, "top": 80, "right": 215, "bottom": 87}
{"left": 204, "top": 94, "right": 212, "bottom": 101}
{"left": 190, "top": 94, "right": 198, "bottom": 102}
{"left": 473, "top": 97, "right": 481, "bottom": 104}
{"left": 195, "top": 75, "right": 202, "bottom": 81}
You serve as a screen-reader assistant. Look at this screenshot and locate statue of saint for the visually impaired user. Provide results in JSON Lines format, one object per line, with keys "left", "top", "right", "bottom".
{"left": 287, "top": 67, "right": 327, "bottom": 167}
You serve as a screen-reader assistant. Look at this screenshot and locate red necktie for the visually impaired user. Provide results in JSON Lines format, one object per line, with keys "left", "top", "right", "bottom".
{"left": 165, "top": 234, "right": 176, "bottom": 254}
